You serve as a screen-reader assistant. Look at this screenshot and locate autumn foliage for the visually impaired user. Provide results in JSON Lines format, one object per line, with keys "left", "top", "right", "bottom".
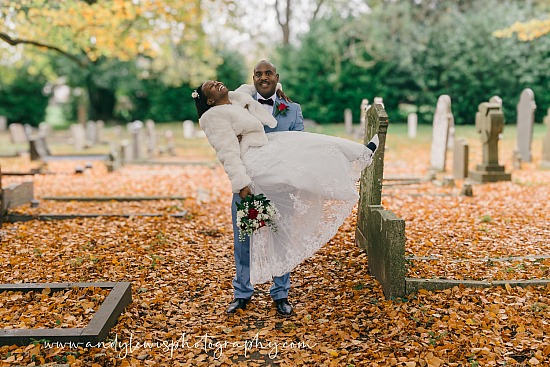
{"left": 0, "top": 126, "right": 549, "bottom": 366}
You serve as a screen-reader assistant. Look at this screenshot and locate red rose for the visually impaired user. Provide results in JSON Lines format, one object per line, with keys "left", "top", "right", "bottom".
{"left": 277, "top": 103, "right": 288, "bottom": 111}
{"left": 248, "top": 208, "right": 259, "bottom": 219}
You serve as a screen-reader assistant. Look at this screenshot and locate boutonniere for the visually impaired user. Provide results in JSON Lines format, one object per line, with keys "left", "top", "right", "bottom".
{"left": 274, "top": 102, "right": 289, "bottom": 117}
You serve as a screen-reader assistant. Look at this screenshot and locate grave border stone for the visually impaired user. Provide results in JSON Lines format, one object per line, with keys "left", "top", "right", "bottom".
{"left": 0, "top": 282, "right": 131, "bottom": 346}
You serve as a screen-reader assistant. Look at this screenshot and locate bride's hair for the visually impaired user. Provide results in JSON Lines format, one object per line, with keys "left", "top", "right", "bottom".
{"left": 193, "top": 83, "right": 211, "bottom": 119}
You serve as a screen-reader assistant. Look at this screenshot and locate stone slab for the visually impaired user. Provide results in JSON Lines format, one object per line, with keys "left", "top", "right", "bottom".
{"left": 0, "top": 282, "right": 131, "bottom": 346}
{"left": 2, "top": 182, "right": 34, "bottom": 212}
{"left": 43, "top": 196, "right": 187, "bottom": 202}
{"left": 6, "top": 211, "right": 188, "bottom": 222}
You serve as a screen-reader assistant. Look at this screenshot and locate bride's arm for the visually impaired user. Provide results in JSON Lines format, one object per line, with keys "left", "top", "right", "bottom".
{"left": 229, "top": 91, "right": 277, "bottom": 128}
{"left": 199, "top": 111, "right": 252, "bottom": 193}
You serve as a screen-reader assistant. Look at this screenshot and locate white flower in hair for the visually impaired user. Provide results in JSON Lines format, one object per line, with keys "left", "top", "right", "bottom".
{"left": 191, "top": 90, "right": 199, "bottom": 99}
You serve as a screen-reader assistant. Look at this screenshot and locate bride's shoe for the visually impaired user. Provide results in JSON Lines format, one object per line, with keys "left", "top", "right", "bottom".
{"left": 366, "top": 134, "right": 379, "bottom": 153}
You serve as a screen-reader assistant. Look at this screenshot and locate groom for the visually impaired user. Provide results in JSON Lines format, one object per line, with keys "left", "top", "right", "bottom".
{"left": 228, "top": 60, "right": 304, "bottom": 316}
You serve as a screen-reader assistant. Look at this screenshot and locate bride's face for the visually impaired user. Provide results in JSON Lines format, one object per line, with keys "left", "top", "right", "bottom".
{"left": 202, "top": 80, "right": 228, "bottom": 106}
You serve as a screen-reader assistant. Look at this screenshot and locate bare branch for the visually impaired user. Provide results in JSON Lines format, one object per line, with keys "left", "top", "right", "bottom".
{"left": 312, "top": 0, "right": 327, "bottom": 22}
{"left": 0, "top": 32, "right": 87, "bottom": 67}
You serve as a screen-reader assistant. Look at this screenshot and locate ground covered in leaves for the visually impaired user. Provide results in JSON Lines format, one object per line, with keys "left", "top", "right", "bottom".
{"left": 0, "top": 126, "right": 549, "bottom": 366}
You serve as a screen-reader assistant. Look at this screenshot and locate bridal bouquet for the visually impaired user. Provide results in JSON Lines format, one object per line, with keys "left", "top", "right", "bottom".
{"left": 236, "top": 194, "right": 278, "bottom": 241}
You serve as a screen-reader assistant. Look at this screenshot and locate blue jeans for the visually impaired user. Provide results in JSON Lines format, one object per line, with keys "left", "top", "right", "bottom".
{"left": 231, "top": 193, "right": 290, "bottom": 300}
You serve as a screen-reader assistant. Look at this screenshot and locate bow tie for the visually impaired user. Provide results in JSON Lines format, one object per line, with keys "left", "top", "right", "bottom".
{"left": 258, "top": 98, "right": 274, "bottom": 106}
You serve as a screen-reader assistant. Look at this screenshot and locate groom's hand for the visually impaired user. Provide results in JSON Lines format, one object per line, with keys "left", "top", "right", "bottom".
{"left": 239, "top": 186, "right": 252, "bottom": 199}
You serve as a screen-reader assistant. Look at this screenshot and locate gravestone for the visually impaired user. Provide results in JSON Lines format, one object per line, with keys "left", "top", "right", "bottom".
{"left": 29, "top": 137, "right": 51, "bottom": 161}
{"left": 453, "top": 138, "right": 469, "bottom": 180}
{"left": 96, "top": 120, "right": 105, "bottom": 144}
{"left": 70, "top": 124, "right": 87, "bottom": 151}
{"left": 373, "top": 97, "right": 384, "bottom": 108}
{"left": 120, "top": 140, "right": 133, "bottom": 163}
{"left": 86, "top": 120, "right": 98, "bottom": 146}
{"left": 38, "top": 122, "right": 51, "bottom": 138}
{"left": 131, "top": 121, "right": 145, "bottom": 160}
{"left": 516, "top": 88, "right": 536, "bottom": 162}
{"left": 355, "top": 99, "right": 369, "bottom": 139}
{"left": 356, "top": 103, "right": 406, "bottom": 299}
{"left": 489, "top": 95, "right": 502, "bottom": 107}
{"left": 0, "top": 116, "right": 7, "bottom": 132}
{"left": 113, "top": 125, "right": 123, "bottom": 139}
{"left": 469, "top": 102, "right": 511, "bottom": 182}
{"left": 183, "top": 120, "right": 195, "bottom": 139}
{"left": 344, "top": 108, "right": 353, "bottom": 134}
{"left": 9, "top": 123, "right": 27, "bottom": 144}
{"left": 145, "top": 119, "right": 156, "bottom": 156}
{"left": 407, "top": 113, "right": 417, "bottom": 139}
{"left": 430, "top": 95, "right": 453, "bottom": 172}
{"left": 541, "top": 108, "right": 550, "bottom": 169}
{"left": 1, "top": 182, "right": 34, "bottom": 214}
{"left": 165, "top": 130, "right": 175, "bottom": 156}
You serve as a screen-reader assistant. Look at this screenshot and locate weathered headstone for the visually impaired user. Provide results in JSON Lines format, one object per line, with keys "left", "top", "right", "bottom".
{"left": 131, "top": 121, "right": 145, "bottom": 160}
{"left": 453, "top": 138, "right": 469, "bottom": 180}
{"left": 86, "top": 120, "right": 98, "bottom": 146}
{"left": 489, "top": 95, "right": 502, "bottom": 107}
{"left": 356, "top": 103, "right": 406, "bottom": 299}
{"left": 373, "top": 96, "right": 384, "bottom": 108}
{"left": 516, "top": 88, "right": 536, "bottom": 162}
{"left": 70, "top": 124, "right": 87, "bottom": 151}
{"left": 354, "top": 99, "right": 369, "bottom": 139}
{"left": 430, "top": 95, "right": 453, "bottom": 172}
{"left": 38, "top": 122, "right": 51, "bottom": 138}
{"left": 469, "top": 102, "right": 511, "bottom": 182}
{"left": 0, "top": 116, "right": 7, "bottom": 132}
{"left": 1, "top": 182, "right": 34, "bottom": 213}
{"left": 183, "top": 120, "right": 195, "bottom": 139}
{"left": 541, "top": 108, "right": 550, "bottom": 169}
{"left": 113, "top": 125, "right": 123, "bottom": 139}
{"left": 344, "top": 108, "right": 353, "bottom": 134}
{"left": 120, "top": 140, "right": 133, "bottom": 163}
{"left": 96, "top": 120, "right": 105, "bottom": 144}
{"left": 9, "top": 123, "right": 27, "bottom": 144}
{"left": 29, "top": 137, "right": 51, "bottom": 161}
{"left": 407, "top": 113, "right": 417, "bottom": 139}
{"left": 145, "top": 119, "right": 156, "bottom": 156}
{"left": 165, "top": 130, "right": 175, "bottom": 156}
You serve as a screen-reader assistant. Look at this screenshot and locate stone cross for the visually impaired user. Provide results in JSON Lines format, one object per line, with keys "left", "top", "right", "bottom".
{"left": 542, "top": 108, "right": 550, "bottom": 169}
{"left": 516, "top": 88, "right": 536, "bottom": 162}
{"left": 407, "top": 113, "right": 417, "bottom": 139}
{"left": 430, "top": 95, "right": 453, "bottom": 172}
{"left": 344, "top": 108, "right": 353, "bottom": 134}
{"left": 469, "top": 102, "right": 511, "bottom": 182}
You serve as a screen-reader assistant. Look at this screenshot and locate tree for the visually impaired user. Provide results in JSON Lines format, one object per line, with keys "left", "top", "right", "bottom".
{"left": 0, "top": 0, "right": 220, "bottom": 120}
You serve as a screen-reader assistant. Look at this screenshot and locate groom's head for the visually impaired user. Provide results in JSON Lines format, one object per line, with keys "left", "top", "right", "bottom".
{"left": 253, "top": 60, "right": 279, "bottom": 99}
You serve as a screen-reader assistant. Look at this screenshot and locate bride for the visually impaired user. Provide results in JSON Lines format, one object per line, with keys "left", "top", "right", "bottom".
{"left": 193, "top": 80, "right": 378, "bottom": 284}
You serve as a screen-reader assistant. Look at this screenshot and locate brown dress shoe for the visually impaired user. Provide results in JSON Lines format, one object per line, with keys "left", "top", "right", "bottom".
{"left": 226, "top": 298, "right": 251, "bottom": 314}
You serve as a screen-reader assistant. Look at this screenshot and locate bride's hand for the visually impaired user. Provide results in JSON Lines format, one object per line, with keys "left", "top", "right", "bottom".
{"left": 276, "top": 89, "right": 292, "bottom": 103}
{"left": 239, "top": 186, "right": 252, "bottom": 199}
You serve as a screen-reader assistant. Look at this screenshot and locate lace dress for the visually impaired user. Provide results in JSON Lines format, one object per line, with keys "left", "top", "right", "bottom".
{"left": 241, "top": 131, "right": 375, "bottom": 284}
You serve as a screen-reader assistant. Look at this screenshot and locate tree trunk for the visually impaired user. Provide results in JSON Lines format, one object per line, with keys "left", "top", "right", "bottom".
{"left": 86, "top": 74, "right": 116, "bottom": 121}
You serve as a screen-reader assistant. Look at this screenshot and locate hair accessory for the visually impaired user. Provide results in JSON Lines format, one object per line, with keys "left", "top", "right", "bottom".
{"left": 191, "top": 90, "right": 199, "bottom": 99}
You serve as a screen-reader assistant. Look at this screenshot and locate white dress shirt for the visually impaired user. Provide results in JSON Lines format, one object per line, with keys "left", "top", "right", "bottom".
{"left": 256, "top": 92, "right": 276, "bottom": 114}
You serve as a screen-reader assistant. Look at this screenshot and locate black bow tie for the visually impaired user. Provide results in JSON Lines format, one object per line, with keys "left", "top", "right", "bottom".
{"left": 258, "top": 98, "right": 274, "bottom": 106}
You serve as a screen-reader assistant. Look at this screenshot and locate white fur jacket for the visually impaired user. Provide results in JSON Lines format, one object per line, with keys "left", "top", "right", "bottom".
{"left": 199, "top": 91, "right": 277, "bottom": 193}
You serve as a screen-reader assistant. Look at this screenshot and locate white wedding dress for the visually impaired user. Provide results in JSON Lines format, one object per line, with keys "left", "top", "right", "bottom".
{"left": 241, "top": 131, "right": 377, "bottom": 284}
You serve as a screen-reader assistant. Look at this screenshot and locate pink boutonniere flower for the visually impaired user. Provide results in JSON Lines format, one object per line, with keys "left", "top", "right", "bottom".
{"left": 274, "top": 102, "right": 289, "bottom": 117}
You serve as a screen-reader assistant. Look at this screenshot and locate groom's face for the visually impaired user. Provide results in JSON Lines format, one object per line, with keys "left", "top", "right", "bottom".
{"left": 253, "top": 63, "right": 279, "bottom": 99}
